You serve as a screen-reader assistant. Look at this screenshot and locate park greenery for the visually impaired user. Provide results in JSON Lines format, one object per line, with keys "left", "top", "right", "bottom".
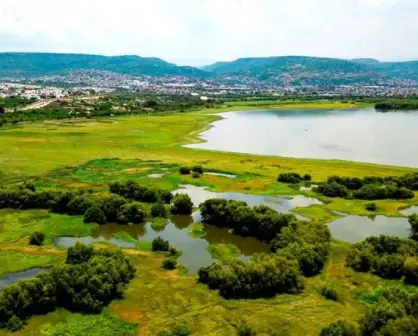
{"left": 0, "top": 96, "right": 417, "bottom": 335}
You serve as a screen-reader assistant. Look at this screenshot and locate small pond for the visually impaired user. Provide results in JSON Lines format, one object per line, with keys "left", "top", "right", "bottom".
{"left": 0, "top": 268, "right": 50, "bottom": 291}
{"left": 399, "top": 206, "right": 418, "bottom": 216}
{"left": 328, "top": 215, "right": 411, "bottom": 243}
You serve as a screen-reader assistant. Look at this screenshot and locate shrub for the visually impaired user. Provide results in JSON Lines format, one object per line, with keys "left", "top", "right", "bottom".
{"left": 29, "top": 231, "right": 45, "bottom": 246}
{"left": 191, "top": 171, "right": 200, "bottom": 178}
{"left": 237, "top": 324, "right": 257, "bottom": 336}
{"left": 109, "top": 180, "right": 173, "bottom": 204}
{"left": 277, "top": 172, "right": 303, "bottom": 184}
{"left": 151, "top": 202, "right": 167, "bottom": 218}
{"left": 162, "top": 258, "right": 177, "bottom": 270}
{"left": 409, "top": 214, "right": 418, "bottom": 240}
{"left": 152, "top": 237, "right": 169, "bottom": 252}
{"left": 100, "top": 195, "right": 128, "bottom": 222}
{"left": 19, "top": 182, "right": 36, "bottom": 192}
{"left": 303, "top": 174, "right": 312, "bottom": 181}
{"left": 84, "top": 206, "right": 107, "bottom": 224}
{"left": 320, "top": 283, "right": 338, "bottom": 301}
{"left": 172, "top": 325, "right": 191, "bottom": 336}
{"left": 315, "top": 182, "right": 348, "bottom": 198}
{"left": 319, "top": 320, "right": 359, "bottom": 336}
{"left": 365, "top": 203, "right": 377, "bottom": 211}
{"left": 116, "top": 202, "right": 146, "bottom": 224}
{"left": 191, "top": 165, "right": 204, "bottom": 174}
{"left": 171, "top": 194, "right": 193, "bottom": 215}
{"left": 403, "top": 257, "right": 418, "bottom": 285}
{"left": 179, "top": 166, "right": 191, "bottom": 175}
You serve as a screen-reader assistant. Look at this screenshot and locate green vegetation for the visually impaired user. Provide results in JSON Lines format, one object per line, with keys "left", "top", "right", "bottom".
{"left": 0, "top": 243, "right": 135, "bottom": 331}
{"left": 28, "top": 231, "right": 45, "bottom": 246}
{"left": 375, "top": 99, "right": 418, "bottom": 111}
{"left": 207, "top": 244, "right": 240, "bottom": 264}
{"left": 152, "top": 237, "right": 170, "bottom": 252}
{"left": 170, "top": 194, "right": 193, "bottom": 215}
{"left": 278, "top": 172, "right": 311, "bottom": 183}
{"left": 188, "top": 222, "right": 206, "bottom": 238}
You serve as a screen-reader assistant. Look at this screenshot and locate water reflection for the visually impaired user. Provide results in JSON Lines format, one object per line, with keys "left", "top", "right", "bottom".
{"left": 0, "top": 268, "right": 50, "bottom": 291}
{"left": 328, "top": 215, "right": 410, "bottom": 243}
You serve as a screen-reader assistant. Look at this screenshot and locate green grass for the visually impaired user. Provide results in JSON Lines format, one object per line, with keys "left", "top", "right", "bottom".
{"left": 0, "top": 251, "right": 63, "bottom": 277}
{"left": 207, "top": 244, "right": 241, "bottom": 264}
{"left": 188, "top": 222, "right": 207, "bottom": 238}
{"left": 291, "top": 205, "right": 343, "bottom": 223}
{"left": 0, "top": 209, "right": 96, "bottom": 244}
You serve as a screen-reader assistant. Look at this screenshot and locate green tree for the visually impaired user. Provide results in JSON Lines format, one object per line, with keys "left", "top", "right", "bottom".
{"left": 29, "top": 231, "right": 45, "bottom": 246}
{"left": 171, "top": 194, "right": 193, "bottom": 215}
{"left": 84, "top": 206, "right": 107, "bottom": 224}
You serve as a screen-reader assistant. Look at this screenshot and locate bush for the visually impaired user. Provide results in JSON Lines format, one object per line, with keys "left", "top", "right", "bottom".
{"left": 191, "top": 165, "right": 204, "bottom": 174}
{"left": 84, "top": 206, "right": 107, "bottom": 224}
{"left": 116, "top": 202, "right": 146, "bottom": 224}
{"left": 319, "top": 320, "right": 359, "bottom": 336}
{"left": 179, "top": 166, "right": 191, "bottom": 175}
{"left": 314, "top": 182, "right": 348, "bottom": 198}
{"left": 100, "top": 195, "right": 128, "bottom": 222}
{"left": 162, "top": 258, "right": 177, "bottom": 270}
{"left": 303, "top": 174, "right": 312, "bottom": 181}
{"left": 172, "top": 325, "right": 191, "bottom": 336}
{"left": 29, "top": 231, "right": 45, "bottom": 246}
{"left": 277, "top": 172, "right": 303, "bottom": 184}
{"left": 171, "top": 194, "right": 193, "bottom": 215}
{"left": 403, "top": 257, "right": 418, "bottom": 285}
{"left": 152, "top": 237, "right": 169, "bottom": 252}
{"left": 365, "top": 203, "right": 377, "bottom": 211}
{"left": 353, "top": 185, "right": 414, "bottom": 200}
{"left": 237, "top": 324, "right": 257, "bottom": 336}
{"left": 151, "top": 202, "right": 167, "bottom": 218}
{"left": 409, "top": 214, "right": 418, "bottom": 240}
{"left": 191, "top": 171, "right": 200, "bottom": 178}
{"left": 320, "top": 284, "right": 338, "bottom": 301}
{"left": 109, "top": 180, "right": 173, "bottom": 204}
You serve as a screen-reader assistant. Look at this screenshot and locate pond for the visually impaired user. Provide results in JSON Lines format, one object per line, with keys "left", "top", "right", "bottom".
{"left": 0, "top": 268, "right": 50, "bottom": 291}
{"left": 399, "top": 206, "right": 418, "bottom": 216}
{"left": 187, "top": 108, "right": 418, "bottom": 167}
{"left": 55, "top": 185, "right": 322, "bottom": 274}
{"left": 328, "top": 215, "right": 411, "bottom": 243}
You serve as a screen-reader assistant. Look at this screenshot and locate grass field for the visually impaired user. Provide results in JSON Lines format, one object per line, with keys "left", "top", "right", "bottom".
{"left": 0, "top": 101, "right": 416, "bottom": 335}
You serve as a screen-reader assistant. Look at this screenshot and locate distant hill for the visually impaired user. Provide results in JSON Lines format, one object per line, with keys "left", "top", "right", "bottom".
{"left": 0, "top": 52, "right": 210, "bottom": 78}
{"left": 203, "top": 56, "right": 418, "bottom": 86}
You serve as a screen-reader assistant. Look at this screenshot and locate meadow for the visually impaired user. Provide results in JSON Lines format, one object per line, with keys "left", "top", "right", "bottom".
{"left": 0, "top": 100, "right": 417, "bottom": 335}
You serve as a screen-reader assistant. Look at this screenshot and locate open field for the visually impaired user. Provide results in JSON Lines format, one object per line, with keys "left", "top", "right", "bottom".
{"left": 0, "top": 101, "right": 417, "bottom": 335}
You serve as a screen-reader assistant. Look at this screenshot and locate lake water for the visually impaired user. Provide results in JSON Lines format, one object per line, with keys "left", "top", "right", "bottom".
{"left": 187, "top": 108, "right": 418, "bottom": 167}
{"left": 0, "top": 268, "right": 50, "bottom": 291}
{"left": 328, "top": 215, "right": 411, "bottom": 243}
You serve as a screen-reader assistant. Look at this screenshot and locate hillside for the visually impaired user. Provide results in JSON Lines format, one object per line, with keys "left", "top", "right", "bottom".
{"left": 203, "top": 56, "right": 418, "bottom": 86}
{"left": 0, "top": 52, "right": 209, "bottom": 78}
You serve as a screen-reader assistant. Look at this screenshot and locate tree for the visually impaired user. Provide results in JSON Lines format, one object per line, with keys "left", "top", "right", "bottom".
{"left": 191, "top": 165, "right": 204, "bottom": 174}
{"left": 0, "top": 106, "right": 4, "bottom": 115}
{"left": 117, "top": 202, "right": 146, "bottom": 224}
{"left": 84, "top": 206, "right": 107, "bottom": 224}
{"left": 29, "top": 231, "right": 45, "bottom": 246}
{"left": 179, "top": 166, "right": 191, "bottom": 175}
{"left": 319, "top": 320, "right": 359, "bottom": 336}
{"left": 409, "top": 214, "right": 418, "bottom": 240}
{"left": 171, "top": 194, "right": 193, "bottom": 215}
{"left": 67, "top": 196, "right": 97, "bottom": 215}
{"left": 162, "top": 258, "right": 176, "bottom": 270}
{"left": 152, "top": 237, "right": 169, "bottom": 252}
{"left": 151, "top": 202, "right": 167, "bottom": 218}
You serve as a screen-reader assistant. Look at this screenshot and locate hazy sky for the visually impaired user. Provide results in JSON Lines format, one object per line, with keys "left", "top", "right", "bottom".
{"left": 1, "top": 0, "right": 417, "bottom": 66}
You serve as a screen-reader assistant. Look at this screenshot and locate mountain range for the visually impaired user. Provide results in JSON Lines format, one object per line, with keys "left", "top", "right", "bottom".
{"left": 1, "top": 52, "right": 418, "bottom": 86}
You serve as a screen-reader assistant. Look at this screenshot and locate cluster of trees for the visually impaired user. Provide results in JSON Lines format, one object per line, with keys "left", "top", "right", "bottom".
{"left": 277, "top": 172, "right": 311, "bottom": 184}
{"left": 198, "top": 199, "right": 331, "bottom": 298}
{"left": 346, "top": 224, "right": 418, "bottom": 284}
{"left": 109, "top": 180, "right": 173, "bottom": 204}
{"left": 0, "top": 243, "right": 135, "bottom": 331}
{"left": 179, "top": 165, "right": 204, "bottom": 175}
{"left": 198, "top": 254, "right": 304, "bottom": 299}
{"left": 0, "top": 188, "right": 147, "bottom": 225}
{"left": 375, "top": 100, "right": 418, "bottom": 111}
{"left": 199, "top": 199, "right": 297, "bottom": 242}
{"left": 314, "top": 174, "right": 417, "bottom": 200}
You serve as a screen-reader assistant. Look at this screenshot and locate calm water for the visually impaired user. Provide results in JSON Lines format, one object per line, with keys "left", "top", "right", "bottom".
{"left": 0, "top": 268, "right": 50, "bottom": 291}
{"left": 328, "top": 215, "right": 411, "bottom": 243}
{"left": 55, "top": 185, "right": 323, "bottom": 274}
{"left": 187, "top": 108, "right": 418, "bottom": 167}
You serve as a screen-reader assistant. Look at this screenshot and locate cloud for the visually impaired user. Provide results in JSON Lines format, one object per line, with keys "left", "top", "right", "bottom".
{"left": 0, "top": 0, "right": 417, "bottom": 65}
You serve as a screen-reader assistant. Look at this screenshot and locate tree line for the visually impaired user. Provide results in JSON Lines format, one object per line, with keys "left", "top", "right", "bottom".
{"left": 0, "top": 243, "right": 135, "bottom": 331}
{"left": 313, "top": 173, "right": 418, "bottom": 200}
{"left": 0, "top": 181, "right": 193, "bottom": 225}
{"left": 375, "top": 99, "right": 418, "bottom": 111}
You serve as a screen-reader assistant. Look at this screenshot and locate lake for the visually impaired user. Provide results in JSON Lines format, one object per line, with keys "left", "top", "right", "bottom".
{"left": 187, "top": 108, "right": 418, "bottom": 167}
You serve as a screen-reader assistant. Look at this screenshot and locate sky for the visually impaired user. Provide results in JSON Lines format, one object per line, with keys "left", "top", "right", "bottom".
{"left": 0, "top": 0, "right": 417, "bottom": 66}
